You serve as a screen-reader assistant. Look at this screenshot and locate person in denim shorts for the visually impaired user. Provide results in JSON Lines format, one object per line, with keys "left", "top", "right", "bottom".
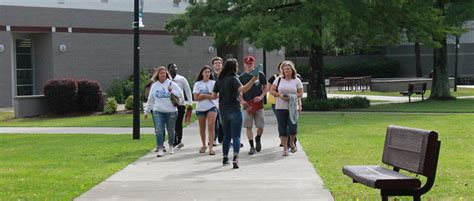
{"left": 193, "top": 65, "right": 218, "bottom": 155}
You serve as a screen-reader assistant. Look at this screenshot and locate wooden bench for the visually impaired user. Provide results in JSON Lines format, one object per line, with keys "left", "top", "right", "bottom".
{"left": 342, "top": 125, "right": 441, "bottom": 201}
{"left": 400, "top": 83, "right": 427, "bottom": 103}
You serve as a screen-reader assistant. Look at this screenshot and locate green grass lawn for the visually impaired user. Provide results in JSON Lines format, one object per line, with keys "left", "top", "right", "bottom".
{"left": 0, "top": 112, "right": 197, "bottom": 127}
{"left": 347, "top": 98, "right": 474, "bottom": 113}
{"left": 0, "top": 134, "right": 155, "bottom": 200}
{"left": 298, "top": 112, "right": 474, "bottom": 200}
{"left": 330, "top": 87, "right": 474, "bottom": 97}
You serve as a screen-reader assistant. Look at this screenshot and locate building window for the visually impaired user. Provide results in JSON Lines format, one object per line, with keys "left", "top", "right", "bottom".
{"left": 101, "top": 0, "right": 108, "bottom": 3}
{"left": 58, "top": 0, "right": 65, "bottom": 4}
{"left": 15, "top": 39, "right": 34, "bottom": 96}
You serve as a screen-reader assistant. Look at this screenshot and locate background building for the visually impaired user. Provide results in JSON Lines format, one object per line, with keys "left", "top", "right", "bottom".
{"left": 0, "top": 0, "right": 283, "bottom": 107}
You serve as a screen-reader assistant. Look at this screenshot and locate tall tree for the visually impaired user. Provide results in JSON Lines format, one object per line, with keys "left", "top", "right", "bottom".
{"left": 429, "top": 0, "right": 474, "bottom": 99}
{"left": 415, "top": 42, "right": 423, "bottom": 77}
{"left": 164, "top": 0, "right": 470, "bottom": 100}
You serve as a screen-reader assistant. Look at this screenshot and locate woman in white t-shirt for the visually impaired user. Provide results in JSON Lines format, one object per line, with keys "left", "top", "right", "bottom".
{"left": 193, "top": 65, "right": 218, "bottom": 155}
{"left": 269, "top": 61, "right": 303, "bottom": 156}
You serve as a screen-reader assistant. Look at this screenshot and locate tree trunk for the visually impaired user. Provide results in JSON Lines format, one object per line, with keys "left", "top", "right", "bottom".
{"left": 415, "top": 42, "right": 423, "bottom": 77}
{"left": 430, "top": 0, "right": 453, "bottom": 100}
{"left": 308, "top": 43, "right": 327, "bottom": 100}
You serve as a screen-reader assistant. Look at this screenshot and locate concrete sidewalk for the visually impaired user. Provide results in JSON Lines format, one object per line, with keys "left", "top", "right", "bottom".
{"left": 75, "top": 111, "right": 334, "bottom": 201}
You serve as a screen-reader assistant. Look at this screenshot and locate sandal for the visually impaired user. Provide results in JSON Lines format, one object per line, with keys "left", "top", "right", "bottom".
{"left": 209, "top": 150, "right": 216, "bottom": 155}
{"left": 199, "top": 146, "right": 207, "bottom": 153}
{"left": 290, "top": 146, "right": 297, "bottom": 153}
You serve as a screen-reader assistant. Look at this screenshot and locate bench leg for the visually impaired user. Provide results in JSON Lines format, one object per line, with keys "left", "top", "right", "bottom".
{"left": 414, "top": 195, "right": 421, "bottom": 201}
{"left": 409, "top": 95, "right": 411, "bottom": 103}
{"left": 381, "top": 196, "right": 388, "bottom": 201}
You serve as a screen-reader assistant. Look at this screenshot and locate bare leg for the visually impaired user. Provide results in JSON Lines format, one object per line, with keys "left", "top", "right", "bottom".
{"left": 290, "top": 135, "right": 297, "bottom": 152}
{"left": 198, "top": 116, "right": 207, "bottom": 149}
{"left": 207, "top": 112, "right": 217, "bottom": 154}
{"left": 281, "top": 136, "right": 288, "bottom": 156}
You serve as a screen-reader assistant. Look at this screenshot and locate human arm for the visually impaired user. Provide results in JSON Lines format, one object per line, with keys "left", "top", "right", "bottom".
{"left": 253, "top": 73, "right": 268, "bottom": 102}
{"left": 182, "top": 77, "right": 193, "bottom": 106}
{"left": 144, "top": 84, "right": 155, "bottom": 119}
{"left": 238, "top": 75, "right": 258, "bottom": 94}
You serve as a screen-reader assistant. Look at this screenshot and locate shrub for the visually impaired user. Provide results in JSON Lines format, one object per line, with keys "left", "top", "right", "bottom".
{"left": 302, "top": 97, "right": 369, "bottom": 111}
{"left": 325, "top": 60, "right": 400, "bottom": 78}
{"left": 107, "top": 79, "right": 127, "bottom": 104}
{"left": 44, "top": 78, "right": 78, "bottom": 114}
{"left": 125, "top": 95, "right": 134, "bottom": 110}
{"left": 77, "top": 80, "right": 103, "bottom": 112}
{"left": 104, "top": 97, "right": 118, "bottom": 114}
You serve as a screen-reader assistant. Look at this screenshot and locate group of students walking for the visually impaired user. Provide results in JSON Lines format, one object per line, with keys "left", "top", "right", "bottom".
{"left": 144, "top": 56, "right": 303, "bottom": 169}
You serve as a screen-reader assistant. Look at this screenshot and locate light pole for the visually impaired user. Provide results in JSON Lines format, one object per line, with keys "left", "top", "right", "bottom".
{"left": 133, "top": 0, "right": 140, "bottom": 139}
{"left": 454, "top": 36, "right": 459, "bottom": 92}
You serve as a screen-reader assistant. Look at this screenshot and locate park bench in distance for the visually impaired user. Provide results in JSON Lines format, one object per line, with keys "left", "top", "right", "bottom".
{"left": 342, "top": 125, "right": 441, "bottom": 201}
{"left": 400, "top": 83, "right": 427, "bottom": 103}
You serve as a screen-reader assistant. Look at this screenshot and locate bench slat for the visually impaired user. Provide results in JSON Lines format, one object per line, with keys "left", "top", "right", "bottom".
{"left": 343, "top": 165, "right": 421, "bottom": 189}
{"left": 383, "top": 125, "right": 438, "bottom": 176}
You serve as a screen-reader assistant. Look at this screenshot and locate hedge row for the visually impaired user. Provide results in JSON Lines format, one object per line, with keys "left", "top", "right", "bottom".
{"left": 44, "top": 79, "right": 103, "bottom": 114}
{"left": 302, "top": 97, "right": 370, "bottom": 111}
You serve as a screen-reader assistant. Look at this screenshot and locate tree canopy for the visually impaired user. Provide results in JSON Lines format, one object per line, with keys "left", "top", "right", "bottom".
{"left": 165, "top": 0, "right": 474, "bottom": 100}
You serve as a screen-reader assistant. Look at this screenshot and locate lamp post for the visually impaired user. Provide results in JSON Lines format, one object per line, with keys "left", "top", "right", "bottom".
{"left": 454, "top": 36, "right": 459, "bottom": 92}
{"left": 133, "top": 0, "right": 140, "bottom": 139}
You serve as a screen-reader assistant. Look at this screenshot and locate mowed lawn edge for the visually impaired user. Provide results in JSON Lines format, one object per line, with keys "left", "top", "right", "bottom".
{"left": 0, "top": 112, "right": 197, "bottom": 128}
{"left": 0, "top": 134, "right": 155, "bottom": 200}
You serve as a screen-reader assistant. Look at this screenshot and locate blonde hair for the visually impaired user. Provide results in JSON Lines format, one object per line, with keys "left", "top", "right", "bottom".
{"left": 280, "top": 60, "right": 297, "bottom": 79}
{"left": 151, "top": 66, "right": 171, "bottom": 82}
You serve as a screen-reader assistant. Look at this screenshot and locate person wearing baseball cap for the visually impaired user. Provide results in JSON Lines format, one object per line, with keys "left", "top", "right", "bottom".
{"left": 239, "top": 55, "right": 267, "bottom": 155}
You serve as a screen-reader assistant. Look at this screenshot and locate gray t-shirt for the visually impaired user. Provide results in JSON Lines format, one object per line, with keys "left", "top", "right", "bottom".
{"left": 213, "top": 76, "right": 242, "bottom": 112}
{"left": 238, "top": 72, "right": 267, "bottom": 101}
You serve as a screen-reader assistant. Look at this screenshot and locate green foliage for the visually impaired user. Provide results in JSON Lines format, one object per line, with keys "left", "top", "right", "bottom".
{"left": 302, "top": 97, "right": 369, "bottom": 111}
{"left": 107, "top": 69, "right": 152, "bottom": 104}
{"left": 0, "top": 134, "right": 154, "bottom": 200}
{"left": 107, "top": 79, "right": 127, "bottom": 104}
{"left": 124, "top": 95, "right": 143, "bottom": 111}
{"left": 325, "top": 60, "right": 400, "bottom": 78}
{"left": 104, "top": 97, "right": 118, "bottom": 115}
{"left": 295, "top": 65, "right": 310, "bottom": 81}
{"left": 125, "top": 95, "right": 134, "bottom": 110}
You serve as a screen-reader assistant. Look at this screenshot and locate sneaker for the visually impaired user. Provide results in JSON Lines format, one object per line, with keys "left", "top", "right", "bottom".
{"left": 282, "top": 150, "right": 289, "bottom": 156}
{"left": 154, "top": 147, "right": 160, "bottom": 152}
{"left": 157, "top": 149, "right": 164, "bottom": 157}
{"left": 161, "top": 145, "right": 167, "bottom": 153}
{"left": 240, "top": 143, "right": 244, "bottom": 148}
{"left": 248, "top": 147, "right": 256, "bottom": 155}
{"left": 255, "top": 139, "right": 261, "bottom": 152}
{"left": 223, "top": 157, "right": 230, "bottom": 165}
{"left": 169, "top": 145, "right": 174, "bottom": 154}
{"left": 176, "top": 143, "right": 184, "bottom": 149}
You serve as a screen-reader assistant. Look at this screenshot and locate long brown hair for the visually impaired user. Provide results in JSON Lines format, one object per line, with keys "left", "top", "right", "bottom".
{"left": 151, "top": 66, "right": 171, "bottom": 82}
{"left": 195, "top": 65, "right": 214, "bottom": 82}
